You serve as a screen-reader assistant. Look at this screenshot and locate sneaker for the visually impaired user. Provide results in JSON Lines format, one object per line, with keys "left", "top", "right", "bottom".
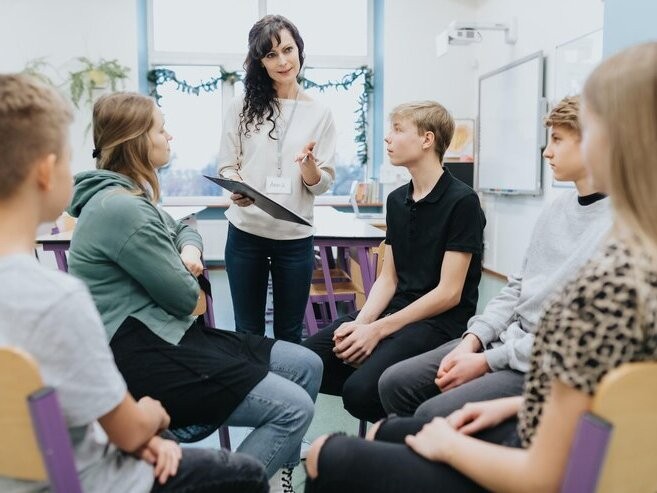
{"left": 300, "top": 437, "right": 312, "bottom": 460}
{"left": 269, "top": 467, "right": 294, "bottom": 493}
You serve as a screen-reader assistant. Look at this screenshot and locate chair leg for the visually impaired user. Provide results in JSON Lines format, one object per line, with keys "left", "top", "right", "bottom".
{"left": 358, "top": 420, "right": 367, "bottom": 438}
{"left": 304, "top": 300, "right": 319, "bottom": 337}
{"left": 319, "top": 303, "right": 329, "bottom": 325}
{"left": 218, "top": 425, "right": 231, "bottom": 450}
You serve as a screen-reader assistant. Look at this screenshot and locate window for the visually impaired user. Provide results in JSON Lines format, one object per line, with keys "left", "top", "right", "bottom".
{"left": 148, "top": 0, "right": 372, "bottom": 203}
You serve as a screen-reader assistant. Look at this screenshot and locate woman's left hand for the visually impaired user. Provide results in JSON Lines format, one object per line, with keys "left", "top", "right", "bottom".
{"left": 180, "top": 245, "right": 204, "bottom": 276}
{"left": 405, "top": 417, "right": 458, "bottom": 463}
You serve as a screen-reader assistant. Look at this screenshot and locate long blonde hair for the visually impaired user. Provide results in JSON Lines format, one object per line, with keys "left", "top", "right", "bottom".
{"left": 583, "top": 42, "right": 657, "bottom": 253}
{"left": 92, "top": 92, "right": 160, "bottom": 202}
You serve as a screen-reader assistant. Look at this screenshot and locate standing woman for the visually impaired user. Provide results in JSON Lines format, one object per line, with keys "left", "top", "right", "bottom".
{"left": 218, "top": 15, "right": 336, "bottom": 343}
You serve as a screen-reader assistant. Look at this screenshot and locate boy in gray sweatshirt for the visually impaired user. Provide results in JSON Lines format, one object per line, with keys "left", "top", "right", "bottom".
{"left": 378, "top": 95, "right": 612, "bottom": 418}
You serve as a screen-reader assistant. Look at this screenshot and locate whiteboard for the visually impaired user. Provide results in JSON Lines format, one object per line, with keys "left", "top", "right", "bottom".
{"left": 555, "top": 29, "right": 603, "bottom": 99}
{"left": 552, "top": 30, "right": 603, "bottom": 190}
{"left": 477, "top": 51, "right": 546, "bottom": 195}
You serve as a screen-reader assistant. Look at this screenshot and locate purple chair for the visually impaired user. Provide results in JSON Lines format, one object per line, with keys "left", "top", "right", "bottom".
{"left": 560, "top": 412, "right": 612, "bottom": 493}
{"left": 0, "top": 346, "right": 83, "bottom": 493}
{"left": 560, "top": 362, "right": 657, "bottom": 493}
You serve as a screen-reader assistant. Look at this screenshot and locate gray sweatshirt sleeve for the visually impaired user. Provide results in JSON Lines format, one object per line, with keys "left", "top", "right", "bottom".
{"left": 464, "top": 267, "right": 524, "bottom": 347}
{"left": 483, "top": 330, "right": 535, "bottom": 372}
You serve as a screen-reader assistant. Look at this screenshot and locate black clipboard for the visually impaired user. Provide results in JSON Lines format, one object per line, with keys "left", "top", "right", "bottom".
{"left": 203, "top": 175, "right": 312, "bottom": 226}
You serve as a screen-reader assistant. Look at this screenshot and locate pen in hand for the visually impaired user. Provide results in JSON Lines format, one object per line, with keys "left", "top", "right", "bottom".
{"left": 295, "top": 141, "right": 317, "bottom": 167}
{"left": 296, "top": 141, "right": 322, "bottom": 186}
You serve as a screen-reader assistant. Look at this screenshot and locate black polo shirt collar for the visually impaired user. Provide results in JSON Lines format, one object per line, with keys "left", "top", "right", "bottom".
{"left": 404, "top": 167, "right": 454, "bottom": 205}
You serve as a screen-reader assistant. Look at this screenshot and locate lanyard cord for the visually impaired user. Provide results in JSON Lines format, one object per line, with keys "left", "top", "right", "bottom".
{"left": 276, "top": 86, "right": 301, "bottom": 177}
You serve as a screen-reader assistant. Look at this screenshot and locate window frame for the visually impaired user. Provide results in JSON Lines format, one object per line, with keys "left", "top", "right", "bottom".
{"left": 147, "top": 0, "right": 375, "bottom": 205}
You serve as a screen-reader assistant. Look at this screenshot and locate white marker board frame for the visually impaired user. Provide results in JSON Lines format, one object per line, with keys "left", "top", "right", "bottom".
{"left": 477, "top": 51, "right": 547, "bottom": 195}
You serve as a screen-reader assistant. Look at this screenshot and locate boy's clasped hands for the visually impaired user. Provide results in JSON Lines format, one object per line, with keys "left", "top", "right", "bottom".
{"left": 332, "top": 319, "right": 383, "bottom": 367}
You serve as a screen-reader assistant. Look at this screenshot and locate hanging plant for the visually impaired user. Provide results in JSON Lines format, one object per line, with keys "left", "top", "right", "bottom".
{"left": 21, "top": 57, "right": 56, "bottom": 86}
{"left": 68, "top": 57, "right": 130, "bottom": 108}
{"left": 148, "top": 65, "right": 373, "bottom": 166}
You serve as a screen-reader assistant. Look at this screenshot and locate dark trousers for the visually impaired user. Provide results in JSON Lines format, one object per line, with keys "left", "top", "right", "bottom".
{"left": 151, "top": 446, "right": 268, "bottom": 493}
{"left": 301, "top": 311, "right": 460, "bottom": 422}
{"left": 225, "top": 223, "right": 314, "bottom": 343}
{"left": 379, "top": 338, "right": 526, "bottom": 418}
{"left": 304, "top": 416, "right": 520, "bottom": 493}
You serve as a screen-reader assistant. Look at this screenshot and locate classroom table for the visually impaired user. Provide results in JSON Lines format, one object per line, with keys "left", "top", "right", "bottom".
{"left": 311, "top": 207, "right": 386, "bottom": 325}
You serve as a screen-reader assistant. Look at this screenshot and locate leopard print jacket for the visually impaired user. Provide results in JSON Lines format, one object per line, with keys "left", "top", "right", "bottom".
{"left": 517, "top": 238, "right": 657, "bottom": 447}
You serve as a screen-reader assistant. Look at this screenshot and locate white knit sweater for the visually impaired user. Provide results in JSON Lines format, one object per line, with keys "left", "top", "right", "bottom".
{"left": 217, "top": 95, "right": 336, "bottom": 240}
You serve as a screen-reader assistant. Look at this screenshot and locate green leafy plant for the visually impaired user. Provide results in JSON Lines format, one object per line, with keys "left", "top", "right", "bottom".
{"left": 21, "top": 58, "right": 55, "bottom": 86}
{"left": 68, "top": 57, "right": 129, "bottom": 108}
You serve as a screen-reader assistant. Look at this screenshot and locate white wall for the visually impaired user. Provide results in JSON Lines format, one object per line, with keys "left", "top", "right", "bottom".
{"left": 0, "top": 0, "right": 140, "bottom": 175}
{"left": 380, "top": 0, "right": 479, "bottom": 185}
{"left": 471, "top": 0, "right": 604, "bottom": 275}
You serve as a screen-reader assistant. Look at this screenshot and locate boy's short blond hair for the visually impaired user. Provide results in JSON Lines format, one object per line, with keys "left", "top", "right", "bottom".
{"left": 390, "top": 101, "right": 455, "bottom": 162}
{"left": 0, "top": 74, "right": 73, "bottom": 200}
{"left": 544, "top": 95, "right": 580, "bottom": 135}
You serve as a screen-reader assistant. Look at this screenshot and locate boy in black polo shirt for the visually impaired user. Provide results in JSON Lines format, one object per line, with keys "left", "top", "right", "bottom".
{"left": 302, "top": 100, "right": 486, "bottom": 422}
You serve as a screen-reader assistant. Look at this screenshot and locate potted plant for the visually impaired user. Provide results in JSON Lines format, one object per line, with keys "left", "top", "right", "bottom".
{"left": 68, "top": 57, "right": 130, "bottom": 108}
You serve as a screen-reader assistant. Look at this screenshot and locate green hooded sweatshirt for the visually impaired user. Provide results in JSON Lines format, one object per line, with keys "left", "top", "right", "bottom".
{"left": 67, "top": 170, "right": 203, "bottom": 344}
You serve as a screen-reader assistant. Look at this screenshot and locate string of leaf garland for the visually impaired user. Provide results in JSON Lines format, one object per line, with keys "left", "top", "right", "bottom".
{"left": 147, "top": 66, "right": 373, "bottom": 166}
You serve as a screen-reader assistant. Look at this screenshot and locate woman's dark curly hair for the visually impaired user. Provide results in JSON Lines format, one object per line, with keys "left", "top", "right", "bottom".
{"left": 240, "top": 15, "right": 305, "bottom": 139}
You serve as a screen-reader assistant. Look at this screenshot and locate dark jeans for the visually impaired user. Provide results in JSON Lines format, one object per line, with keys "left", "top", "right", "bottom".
{"left": 151, "top": 446, "right": 268, "bottom": 493}
{"left": 225, "top": 223, "right": 314, "bottom": 343}
{"left": 304, "top": 416, "right": 520, "bottom": 493}
{"left": 302, "top": 311, "right": 460, "bottom": 422}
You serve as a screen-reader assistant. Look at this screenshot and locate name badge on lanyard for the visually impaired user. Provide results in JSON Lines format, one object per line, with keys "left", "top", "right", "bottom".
{"left": 266, "top": 175, "right": 292, "bottom": 194}
{"left": 269, "top": 89, "right": 300, "bottom": 196}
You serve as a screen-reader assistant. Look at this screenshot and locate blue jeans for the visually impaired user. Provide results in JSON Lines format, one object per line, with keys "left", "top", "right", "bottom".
{"left": 224, "top": 340, "right": 322, "bottom": 478}
{"left": 225, "top": 223, "right": 314, "bottom": 343}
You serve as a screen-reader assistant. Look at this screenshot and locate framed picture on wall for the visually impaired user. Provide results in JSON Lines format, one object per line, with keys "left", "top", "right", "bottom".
{"left": 444, "top": 119, "right": 475, "bottom": 163}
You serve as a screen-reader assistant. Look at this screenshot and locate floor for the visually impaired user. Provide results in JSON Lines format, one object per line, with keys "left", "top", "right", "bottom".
{"left": 185, "top": 268, "right": 506, "bottom": 490}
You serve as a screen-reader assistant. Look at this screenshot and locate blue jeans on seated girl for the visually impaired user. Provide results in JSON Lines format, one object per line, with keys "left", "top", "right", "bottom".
{"left": 224, "top": 340, "right": 322, "bottom": 477}
{"left": 225, "top": 223, "right": 314, "bottom": 344}
{"left": 172, "top": 340, "right": 321, "bottom": 477}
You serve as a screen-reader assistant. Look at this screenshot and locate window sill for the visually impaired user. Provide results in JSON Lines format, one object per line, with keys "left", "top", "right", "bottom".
{"left": 160, "top": 195, "right": 372, "bottom": 208}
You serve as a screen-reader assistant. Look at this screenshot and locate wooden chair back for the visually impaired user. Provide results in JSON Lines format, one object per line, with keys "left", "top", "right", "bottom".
{"left": 560, "top": 362, "right": 657, "bottom": 493}
{"left": 594, "top": 362, "right": 657, "bottom": 493}
{"left": 0, "top": 347, "right": 48, "bottom": 481}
